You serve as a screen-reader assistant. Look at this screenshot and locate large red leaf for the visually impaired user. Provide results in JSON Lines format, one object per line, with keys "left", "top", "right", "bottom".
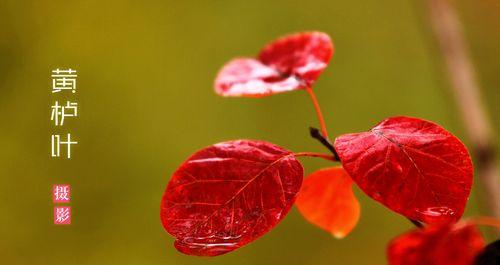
{"left": 334, "top": 116, "right": 473, "bottom": 224}
{"left": 160, "top": 140, "right": 303, "bottom": 256}
{"left": 387, "top": 222, "right": 485, "bottom": 265}
{"left": 215, "top": 32, "right": 333, "bottom": 97}
{"left": 295, "top": 167, "right": 360, "bottom": 238}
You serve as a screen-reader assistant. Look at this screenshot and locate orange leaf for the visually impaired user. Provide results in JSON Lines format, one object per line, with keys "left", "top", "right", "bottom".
{"left": 295, "top": 167, "right": 360, "bottom": 238}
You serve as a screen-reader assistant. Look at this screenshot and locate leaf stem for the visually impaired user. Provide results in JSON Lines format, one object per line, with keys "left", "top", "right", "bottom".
{"left": 294, "top": 152, "right": 338, "bottom": 162}
{"left": 305, "top": 86, "right": 329, "bottom": 139}
{"left": 408, "top": 218, "right": 425, "bottom": 229}
{"left": 309, "top": 127, "right": 340, "bottom": 160}
{"left": 470, "top": 216, "right": 500, "bottom": 229}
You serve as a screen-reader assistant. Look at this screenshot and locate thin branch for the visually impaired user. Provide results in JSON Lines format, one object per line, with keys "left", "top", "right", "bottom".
{"left": 409, "top": 218, "right": 425, "bottom": 229}
{"left": 470, "top": 216, "right": 500, "bottom": 229}
{"left": 426, "top": 0, "right": 500, "bottom": 235}
{"left": 309, "top": 127, "right": 340, "bottom": 160}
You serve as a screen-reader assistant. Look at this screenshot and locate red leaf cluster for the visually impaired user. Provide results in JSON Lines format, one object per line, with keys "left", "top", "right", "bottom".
{"left": 215, "top": 32, "right": 333, "bottom": 97}
{"left": 161, "top": 31, "right": 480, "bottom": 258}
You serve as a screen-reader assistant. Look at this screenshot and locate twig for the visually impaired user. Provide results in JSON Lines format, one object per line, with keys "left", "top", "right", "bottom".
{"left": 409, "top": 218, "right": 425, "bottom": 229}
{"left": 426, "top": 0, "right": 500, "bottom": 235}
{"left": 309, "top": 127, "right": 340, "bottom": 160}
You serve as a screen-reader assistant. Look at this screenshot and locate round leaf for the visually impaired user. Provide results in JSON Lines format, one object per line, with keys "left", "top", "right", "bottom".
{"left": 161, "top": 140, "right": 303, "bottom": 256}
{"left": 295, "top": 167, "right": 360, "bottom": 238}
{"left": 334, "top": 116, "right": 473, "bottom": 224}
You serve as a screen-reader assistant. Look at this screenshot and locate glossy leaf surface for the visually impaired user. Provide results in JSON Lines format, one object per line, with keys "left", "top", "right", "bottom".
{"left": 387, "top": 222, "right": 485, "bottom": 265}
{"left": 334, "top": 116, "right": 473, "bottom": 224}
{"left": 161, "top": 140, "right": 303, "bottom": 256}
{"left": 215, "top": 32, "right": 333, "bottom": 97}
{"left": 295, "top": 167, "right": 360, "bottom": 238}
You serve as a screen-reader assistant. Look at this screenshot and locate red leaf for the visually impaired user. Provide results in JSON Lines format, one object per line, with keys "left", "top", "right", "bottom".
{"left": 295, "top": 167, "right": 360, "bottom": 238}
{"left": 215, "top": 32, "right": 333, "bottom": 97}
{"left": 160, "top": 140, "right": 303, "bottom": 256}
{"left": 334, "top": 116, "right": 473, "bottom": 224}
{"left": 387, "top": 222, "right": 485, "bottom": 265}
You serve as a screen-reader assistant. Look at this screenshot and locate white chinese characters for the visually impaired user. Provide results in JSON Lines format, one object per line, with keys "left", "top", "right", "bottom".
{"left": 51, "top": 68, "right": 77, "bottom": 226}
{"left": 51, "top": 134, "right": 78, "bottom": 159}
{"left": 52, "top": 68, "right": 77, "bottom": 93}
{"left": 51, "top": 101, "right": 78, "bottom": 126}
{"left": 53, "top": 185, "right": 71, "bottom": 203}
{"left": 54, "top": 206, "right": 71, "bottom": 225}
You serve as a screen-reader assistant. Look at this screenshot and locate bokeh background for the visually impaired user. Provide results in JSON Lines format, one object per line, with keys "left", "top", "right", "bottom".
{"left": 1, "top": 1, "right": 499, "bottom": 264}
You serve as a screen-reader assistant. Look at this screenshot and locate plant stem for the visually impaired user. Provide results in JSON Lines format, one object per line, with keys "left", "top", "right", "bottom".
{"left": 309, "top": 127, "right": 340, "bottom": 160}
{"left": 426, "top": 0, "right": 500, "bottom": 236}
{"left": 471, "top": 216, "right": 500, "bottom": 229}
{"left": 408, "top": 219, "right": 424, "bottom": 229}
{"left": 305, "top": 86, "right": 329, "bottom": 139}
{"left": 294, "top": 152, "right": 337, "bottom": 162}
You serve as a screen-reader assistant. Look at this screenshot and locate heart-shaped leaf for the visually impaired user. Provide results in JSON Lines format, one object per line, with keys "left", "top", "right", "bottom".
{"left": 334, "top": 116, "right": 473, "bottom": 224}
{"left": 215, "top": 32, "right": 333, "bottom": 97}
{"left": 160, "top": 140, "right": 303, "bottom": 256}
{"left": 295, "top": 167, "right": 360, "bottom": 238}
{"left": 387, "top": 222, "right": 485, "bottom": 265}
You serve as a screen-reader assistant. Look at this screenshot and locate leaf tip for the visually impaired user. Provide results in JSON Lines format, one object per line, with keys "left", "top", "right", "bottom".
{"left": 331, "top": 231, "right": 347, "bottom": 239}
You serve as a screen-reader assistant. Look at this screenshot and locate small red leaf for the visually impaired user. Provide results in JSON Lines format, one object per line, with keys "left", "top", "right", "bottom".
{"left": 295, "top": 167, "right": 360, "bottom": 238}
{"left": 334, "top": 116, "right": 473, "bottom": 224}
{"left": 215, "top": 32, "right": 333, "bottom": 97}
{"left": 160, "top": 140, "right": 303, "bottom": 256}
{"left": 387, "top": 222, "right": 485, "bottom": 265}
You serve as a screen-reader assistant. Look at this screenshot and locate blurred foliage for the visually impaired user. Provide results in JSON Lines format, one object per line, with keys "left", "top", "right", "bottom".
{"left": 0, "top": 0, "right": 499, "bottom": 264}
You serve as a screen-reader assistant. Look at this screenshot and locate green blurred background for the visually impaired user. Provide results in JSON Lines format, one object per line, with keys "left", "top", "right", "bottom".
{"left": 1, "top": 0, "right": 499, "bottom": 264}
